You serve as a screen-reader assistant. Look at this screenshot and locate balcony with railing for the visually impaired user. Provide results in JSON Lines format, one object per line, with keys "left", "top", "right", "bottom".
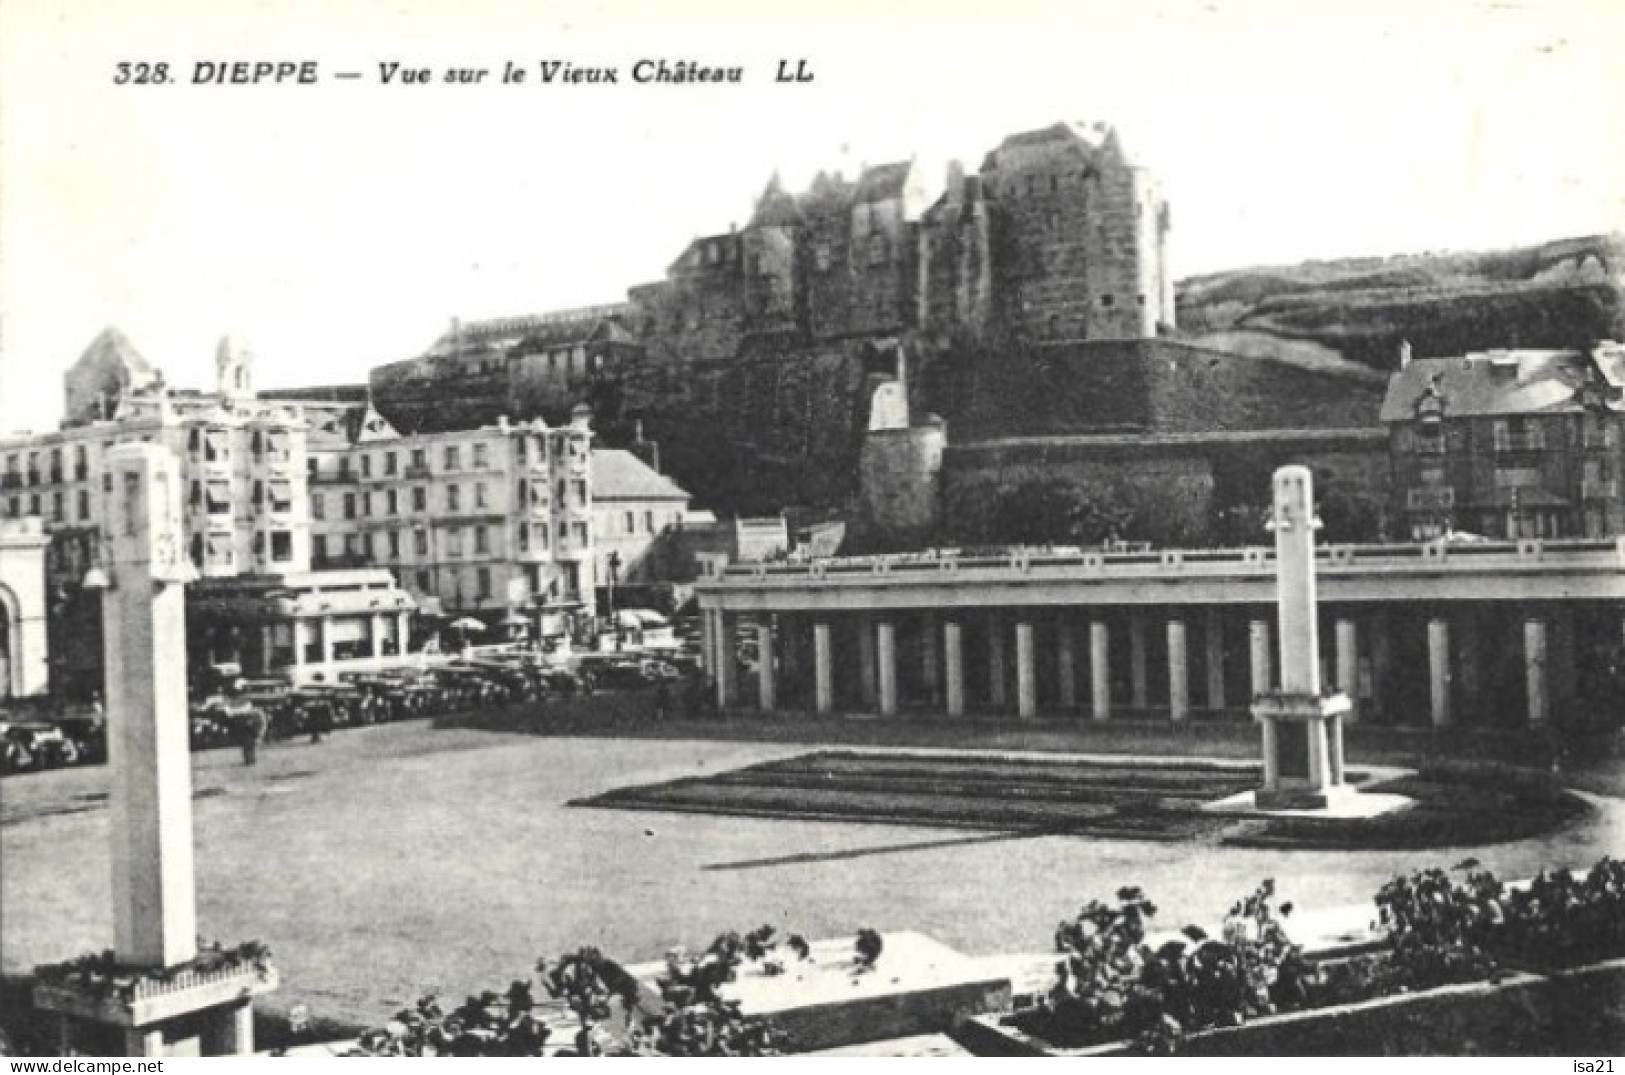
{"left": 1406, "top": 486, "right": 1456, "bottom": 511}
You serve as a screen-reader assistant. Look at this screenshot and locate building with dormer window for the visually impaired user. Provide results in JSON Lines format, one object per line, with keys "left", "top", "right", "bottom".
{"left": 1381, "top": 342, "right": 1625, "bottom": 540}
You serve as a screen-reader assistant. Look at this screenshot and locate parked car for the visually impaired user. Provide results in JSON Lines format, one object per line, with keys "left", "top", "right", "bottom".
{"left": 1, "top": 720, "right": 78, "bottom": 772}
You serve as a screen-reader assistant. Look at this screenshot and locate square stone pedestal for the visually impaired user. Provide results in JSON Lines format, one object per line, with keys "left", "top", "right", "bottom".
{"left": 1251, "top": 691, "right": 1353, "bottom": 810}
{"left": 33, "top": 963, "right": 278, "bottom": 1057}
{"left": 631, "top": 932, "right": 1011, "bottom": 1053}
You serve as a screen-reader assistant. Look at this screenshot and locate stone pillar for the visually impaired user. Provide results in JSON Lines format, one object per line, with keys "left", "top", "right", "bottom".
{"left": 203, "top": 1000, "right": 255, "bottom": 1056}
{"left": 102, "top": 445, "right": 198, "bottom": 968}
{"left": 876, "top": 619, "right": 898, "bottom": 717}
{"left": 1204, "top": 607, "right": 1225, "bottom": 713}
{"left": 987, "top": 618, "right": 1007, "bottom": 710}
{"left": 1129, "top": 612, "right": 1149, "bottom": 711}
{"left": 1525, "top": 616, "right": 1549, "bottom": 725}
{"left": 1259, "top": 717, "right": 1280, "bottom": 791}
{"left": 943, "top": 620, "right": 965, "bottom": 717}
{"left": 1167, "top": 618, "right": 1189, "bottom": 721}
{"left": 398, "top": 611, "right": 412, "bottom": 654}
{"left": 260, "top": 626, "right": 274, "bottom": 674}
{"left": 1056, "top": 618, "right": 1078, "bottom": 712}
{"left": 813, "top": 621, "right": 834, "bottom": 715}
{"left": 755, "top": 621, "right": 775, "bottom": 712}
{"left": 1249, "top": 619, "right": 1272, "bottom": 698}
{"left": 1089, "top": 620, "right": 1111, "bottom": 720}
{"left": 1335, "top": 617, "right": 1359, "bottom": 724}
{"left": 319, "top": 618, "right": 335, "bottom": 666}
{"left": 1015, "top": 620, "right": 1037, "bottom": 719}
{"left": 857, "top": 615, "right": 877, "bottom": 708}
{"left": 919, "top": 616, "right": 941, "bottom": 708}
{"left": 1428, "top": 617, "right": 1452, "bottom": 728}
{"left": 125, "top": 1028, "right": 166, "bottom": 1058}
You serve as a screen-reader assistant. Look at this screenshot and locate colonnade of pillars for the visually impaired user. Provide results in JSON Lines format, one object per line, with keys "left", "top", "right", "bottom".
{"left": 699, "top": 604, "right": 1597, "bottom": 728}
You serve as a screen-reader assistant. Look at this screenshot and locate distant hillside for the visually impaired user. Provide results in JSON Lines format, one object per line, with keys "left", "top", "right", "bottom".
{"left": 1177, "top": 233, "right": 1625, "bottom": 369}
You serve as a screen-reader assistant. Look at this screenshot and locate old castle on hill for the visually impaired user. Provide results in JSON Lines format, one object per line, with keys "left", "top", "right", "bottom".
{"left": 354, "top": 120, "right": 1393, "bottom": 545}
{"left": 372, "top": 121, "right": 1174, "bottom": 425}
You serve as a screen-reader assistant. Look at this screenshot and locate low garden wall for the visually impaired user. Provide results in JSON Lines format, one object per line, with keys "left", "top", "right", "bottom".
{"left": 958, "top": 958, "right": 1625, "bottom": 1056}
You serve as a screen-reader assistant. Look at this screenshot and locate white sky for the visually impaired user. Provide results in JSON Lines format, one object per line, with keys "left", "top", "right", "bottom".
{"left": 2, "top": 0, "right": 1622, "bottom": 433}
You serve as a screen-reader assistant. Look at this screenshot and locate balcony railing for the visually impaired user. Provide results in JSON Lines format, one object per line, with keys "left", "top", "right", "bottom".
{"left": 1406, "top": 487, "right": 1456, "bottom": 510}
{"left": 1581, "top": 478, "right": 1620, "bottom": 501}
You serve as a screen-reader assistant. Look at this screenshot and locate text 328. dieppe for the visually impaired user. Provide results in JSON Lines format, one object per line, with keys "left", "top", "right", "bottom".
{"left": 112, "top": 59, "right": 814, "bottom": 86}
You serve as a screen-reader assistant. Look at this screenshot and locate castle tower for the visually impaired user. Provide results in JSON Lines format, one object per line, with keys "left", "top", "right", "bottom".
{"left": 215, "top": 335, "right": 255, "bottom": 401}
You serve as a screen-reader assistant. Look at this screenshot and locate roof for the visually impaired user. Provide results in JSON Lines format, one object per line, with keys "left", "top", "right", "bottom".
{"left": 426, "top": 305, "right": 635, "bottom": 356}
{"left": 852, "top": 161, "right": 913, "bottom": 202}
{"left": 591, "top": 448, "right": 691, "bottom": 502}
{"left": 1379, "top": 347, "right": 1625, "bottom": 423}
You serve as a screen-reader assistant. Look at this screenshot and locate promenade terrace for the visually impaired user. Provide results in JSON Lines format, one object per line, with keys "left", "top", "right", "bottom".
{"left": 695, "top": 539, "right": 1625, "bottom": 730}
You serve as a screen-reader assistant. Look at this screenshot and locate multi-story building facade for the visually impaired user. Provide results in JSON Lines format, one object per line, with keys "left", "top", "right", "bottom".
{"left": 304, "top": 408, "right": 597, "bottom": 616}
{"left": 0, "top": 334, "right": 315, "bottom": 584}
{"left": 1382, "top": 343, "right": 1625, "bottom": 540}
{"left": 590, "top": 448, "right": 691, "bottom": 590}
{"left": 0, "top": 330, "right": 424, "bottom": 695}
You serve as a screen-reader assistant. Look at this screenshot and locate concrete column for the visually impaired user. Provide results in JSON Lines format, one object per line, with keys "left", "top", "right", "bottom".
{"left": 1428, "top": 617, "right": 1452, "bottom": 728}
{"left": 1259, "top": 717, "right": 1279, "bottom": 791}
{"left": 204, "top": 1000, "right": 255, "bottom": 1056}
{"left": 1335, "top": 617, "right": 1359, "bottom": 724}
{"left": 319, "top": 617, "right": 335, "bottom": 666}
{"left": 876, "top": 619, "right": 898, "bottom": 717}
{"left": 1089, "top": 620, "right": 1110, "bottom": 720}
{"left": 1129, "top": 613, "right": 1149, "bottom": 711}
{"left": 755, "top": 621, "right": 775, "bottom": 712}
{"left": 857, "top": 616, "right": 877, "bottom": 708}
{"left": 1204, "top": 607, "right": 1225, "bottom": 712}
{"left": 987, "top": 618, "right": 1007, "bottom": 709}
{"left": 1056, "top": 618, "right": 1078, "bottom": 712}
{"left": 102, "top": 445, "right": 197, "bottom": 969}
{"left": 1328, "top": 715, "right": 1346, "bottom": 786}
{"left": 1248, "top": 619, "right": 1272, "bottom": 699}
{"left": 398, "top": 611, "right": 412, "bottom": 654}
{"left": 260, "top": 626, "right": 274, "bottom": 674}
{"left": 920, "top": 616, "right": 941, "bottom": 708}
{"left": 1167, "top": 618, "right": 1189, "bottom": 721}
{"left": 125, "top": 1028, "right": 165, "bottom": 1057}
{"left": 813, "top": 621, "right": 834, "bottom": 715}
{"left": 1015, "top": 620, "right": 1037, "bottom": 719}
{"left": 943, "top": 620, "right": 965, "bottom": 717}
{"left": 1525, "top": 616, "right": 1549, "bottom": 725}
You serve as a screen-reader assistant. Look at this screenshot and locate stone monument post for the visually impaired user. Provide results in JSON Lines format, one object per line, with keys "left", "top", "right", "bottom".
{"left": 33, "top": 445, "right": 276, "bottom": 1056}
{"left": 1251, "top": 466, "right": 1353, "bottom": 810}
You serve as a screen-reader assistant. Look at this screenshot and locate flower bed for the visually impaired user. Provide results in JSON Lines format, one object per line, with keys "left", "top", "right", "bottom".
{"left": 345, "top": 926, "right": 901, "bottom": 1057}
{"left": 1000, "top": 857, "right": 1625, "bottom": 1055}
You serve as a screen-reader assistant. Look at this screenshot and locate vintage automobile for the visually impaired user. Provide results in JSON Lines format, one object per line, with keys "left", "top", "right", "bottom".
{"left": 0, "top": 720, "right": 78, "bottom": 773}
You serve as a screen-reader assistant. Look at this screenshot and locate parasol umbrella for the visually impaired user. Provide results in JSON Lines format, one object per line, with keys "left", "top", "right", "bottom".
{"left": 450, "top": 616, "right": 487, "bottom": 633}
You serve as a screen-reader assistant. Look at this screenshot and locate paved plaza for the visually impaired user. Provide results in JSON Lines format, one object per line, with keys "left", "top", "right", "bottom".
{"left": 4, "top": 717, "right": 1622, "bottom": 1031}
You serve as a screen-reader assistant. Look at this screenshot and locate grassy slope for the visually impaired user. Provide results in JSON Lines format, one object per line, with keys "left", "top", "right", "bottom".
{"left": 1177, "top": 233, "right": 1625, "bottom": 371}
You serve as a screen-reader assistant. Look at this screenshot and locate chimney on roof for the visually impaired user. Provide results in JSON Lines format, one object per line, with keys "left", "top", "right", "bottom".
{"left": 1399, "top": 339, "right": 1412, "bottom": 370}
{"left": 945, "top": 160, "right": 965, "bottom": 206}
